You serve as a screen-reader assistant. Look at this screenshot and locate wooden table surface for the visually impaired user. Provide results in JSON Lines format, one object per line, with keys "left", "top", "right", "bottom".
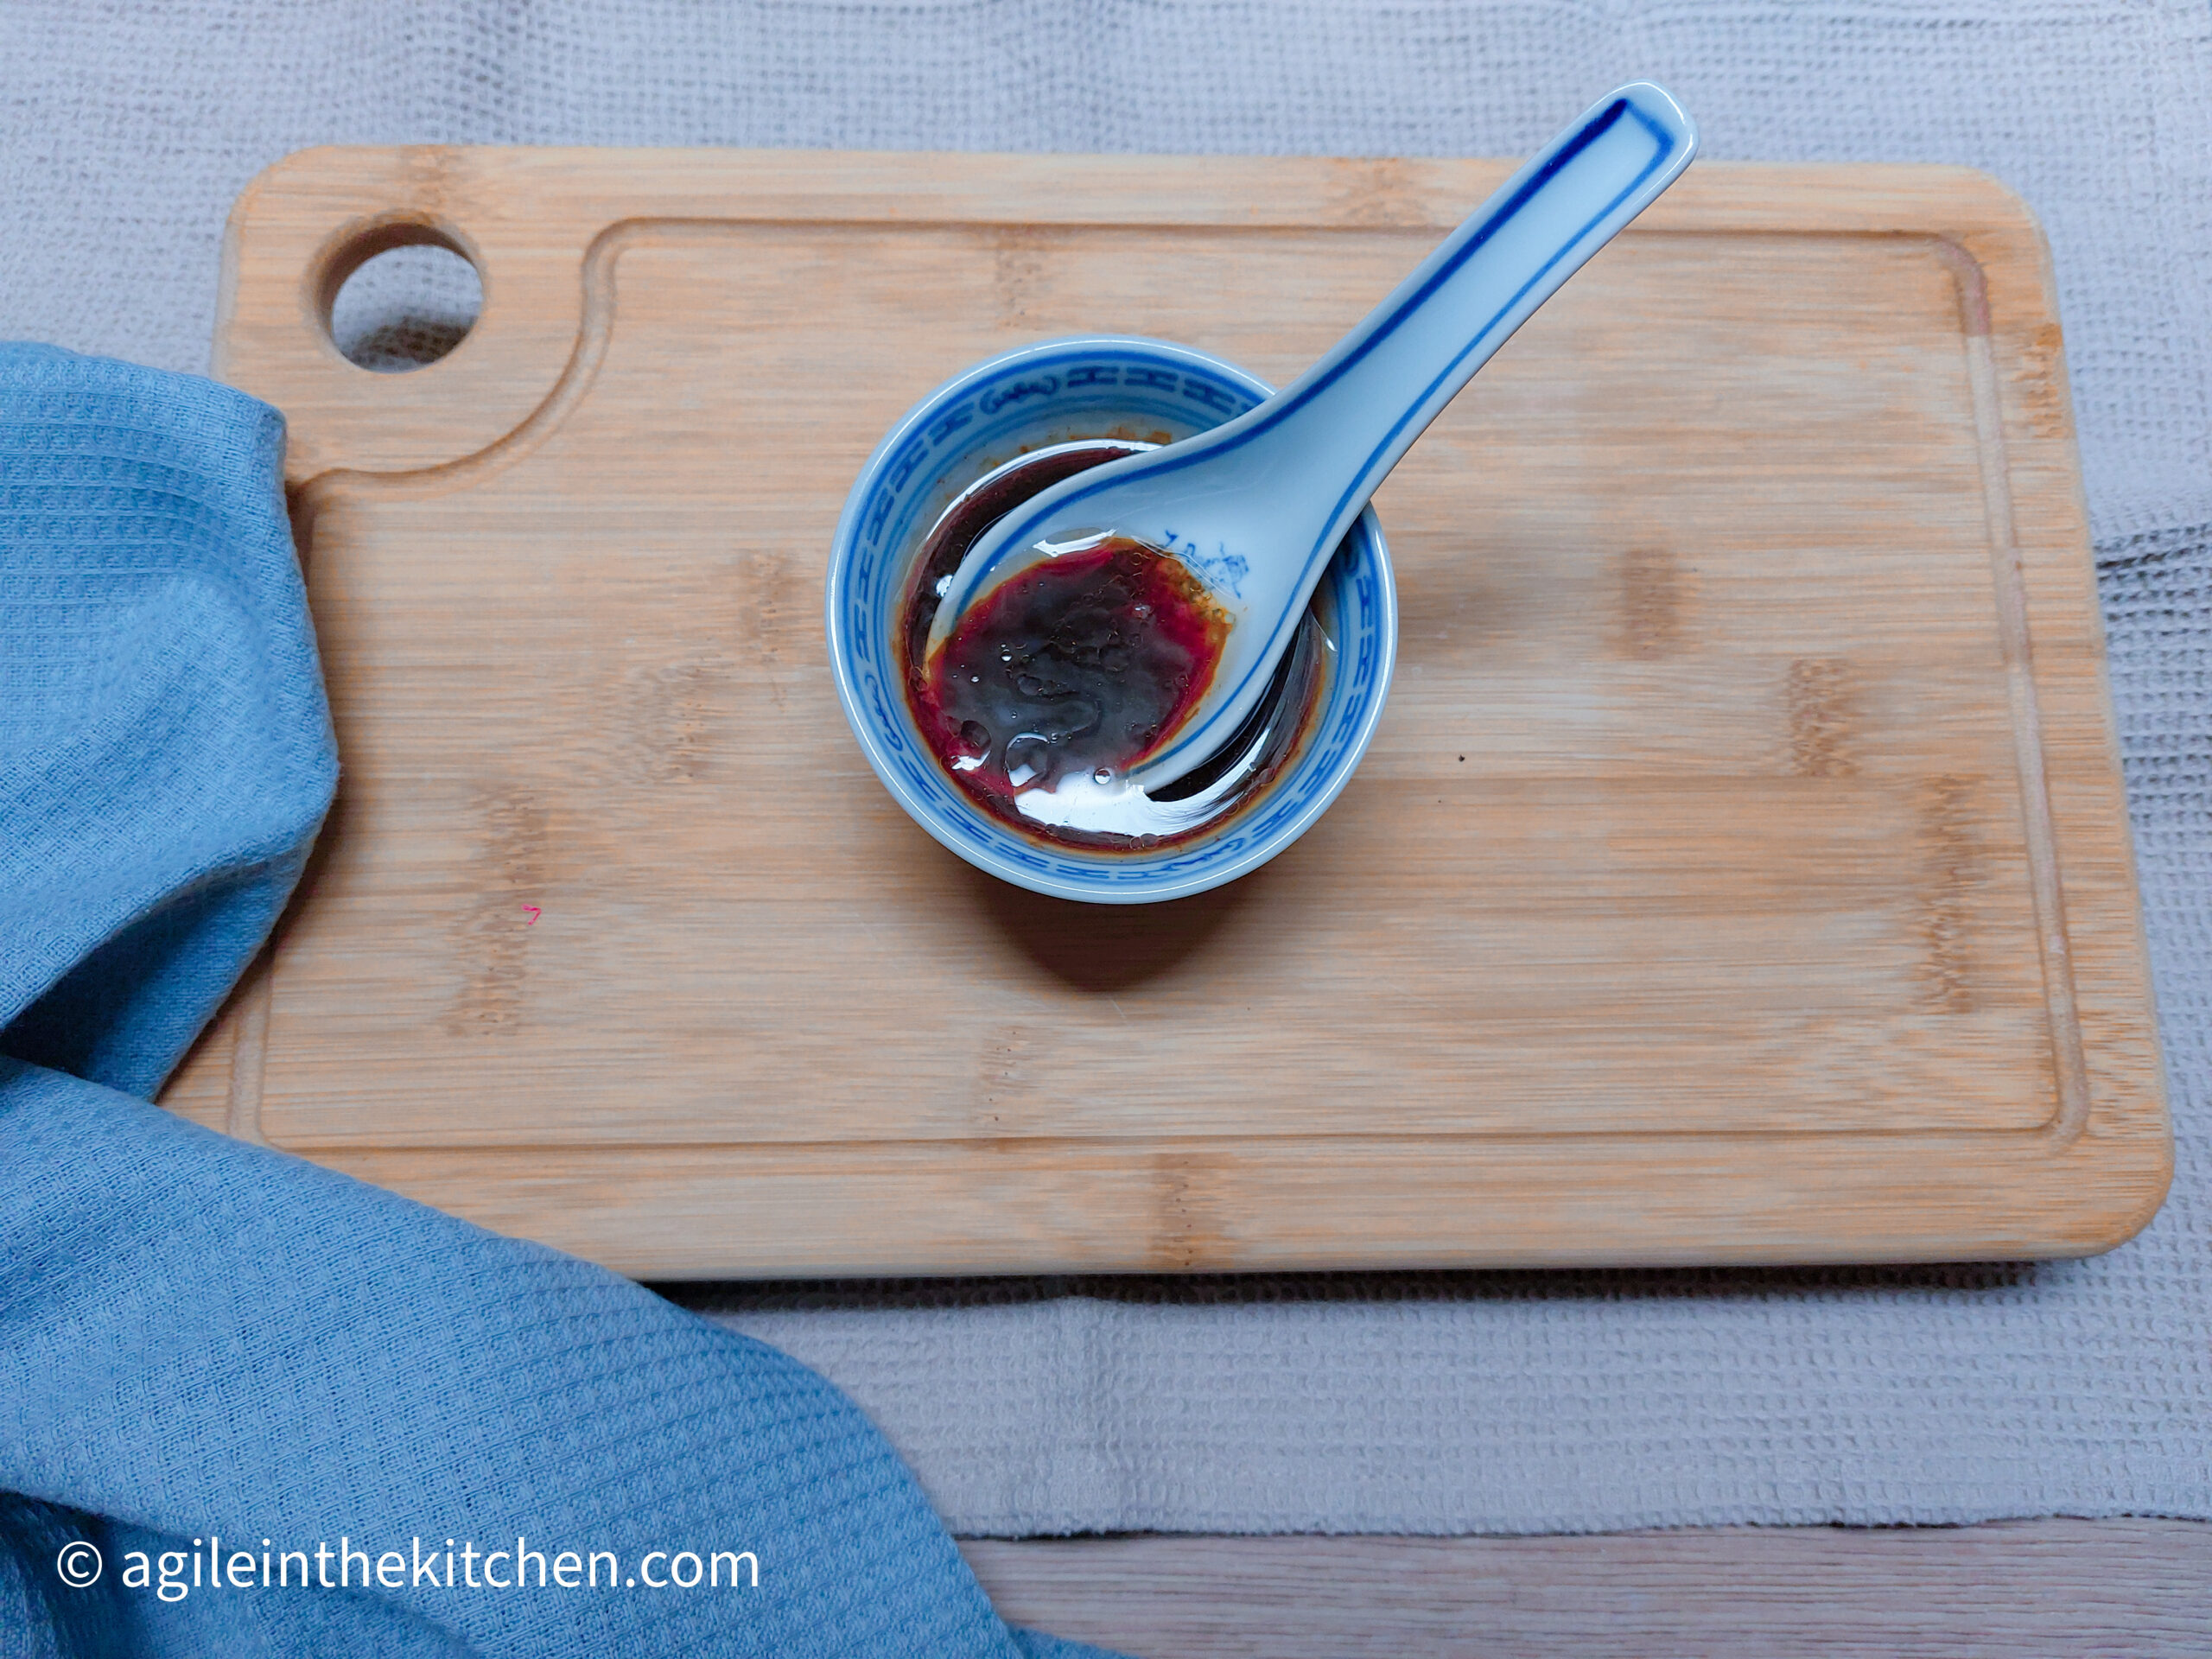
{"left": 962, "top": 1520, "right": 2211, "bottom": 1655}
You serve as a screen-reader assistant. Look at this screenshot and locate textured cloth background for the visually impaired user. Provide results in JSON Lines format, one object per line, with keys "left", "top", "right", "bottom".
{"left": 0, "top": 342, "right": 1106, "bottom": 1656}
{"left": 4, "top": 1, "right": 2205, "bottom": 1536}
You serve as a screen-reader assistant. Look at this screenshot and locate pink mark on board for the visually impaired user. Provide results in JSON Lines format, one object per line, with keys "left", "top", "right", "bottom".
{"left": 521, "top": 906, "right": 541, "bottom": 926}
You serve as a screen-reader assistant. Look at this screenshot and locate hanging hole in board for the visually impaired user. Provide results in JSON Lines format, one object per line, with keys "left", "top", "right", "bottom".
{"left": 321, "top": 224, "right": 484, "bottom": 373}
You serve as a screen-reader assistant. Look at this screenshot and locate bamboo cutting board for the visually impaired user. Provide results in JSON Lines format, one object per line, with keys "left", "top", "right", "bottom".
{"left": 168, "top": 147, "right": 2170, "bottom": 1276}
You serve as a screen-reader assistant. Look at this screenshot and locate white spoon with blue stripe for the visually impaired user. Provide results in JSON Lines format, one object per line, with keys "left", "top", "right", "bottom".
{"left": 925, "top": 80, "right": 1697, "bottom": 794}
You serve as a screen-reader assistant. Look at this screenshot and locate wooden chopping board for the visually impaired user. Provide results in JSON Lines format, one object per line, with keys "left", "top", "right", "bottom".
{"left": 168, "top": 147, "right": 2170, "bottom": 1276}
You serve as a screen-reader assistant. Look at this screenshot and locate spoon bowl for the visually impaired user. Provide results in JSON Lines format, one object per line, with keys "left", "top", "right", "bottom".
{"left": 928, "top": 80, "right": 1697, "bottom": 792}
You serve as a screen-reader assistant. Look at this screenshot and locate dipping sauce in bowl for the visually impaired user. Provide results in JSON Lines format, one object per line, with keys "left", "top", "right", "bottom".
{"left": 899, "top": 442, "right": 1327, "bottom": 850}
{"left": 826, "top": 334, "right": 1395, "bottom": 905}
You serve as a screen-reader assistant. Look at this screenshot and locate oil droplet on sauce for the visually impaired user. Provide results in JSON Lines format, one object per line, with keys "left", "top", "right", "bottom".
{"left": 898, "top": 442, "right": 1329, "bottom": 852}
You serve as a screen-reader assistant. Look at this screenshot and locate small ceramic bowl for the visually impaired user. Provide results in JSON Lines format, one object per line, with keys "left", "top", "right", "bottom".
{"left": 826, "top": 335, "right": 1396, "bottom": 904}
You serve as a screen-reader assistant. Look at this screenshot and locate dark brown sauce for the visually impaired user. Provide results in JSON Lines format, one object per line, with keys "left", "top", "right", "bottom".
{"left": 899, "top": 444, "right": 1328, "bottom": 851}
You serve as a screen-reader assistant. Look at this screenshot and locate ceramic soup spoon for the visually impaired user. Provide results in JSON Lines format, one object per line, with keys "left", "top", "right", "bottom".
{"left": 925, "top": 80, "right": 1698, "bottom": 792}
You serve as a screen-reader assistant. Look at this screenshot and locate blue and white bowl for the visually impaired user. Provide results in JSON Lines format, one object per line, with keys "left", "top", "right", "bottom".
{"left": 826, "top": 335, "right": 1397, "bottom": 905}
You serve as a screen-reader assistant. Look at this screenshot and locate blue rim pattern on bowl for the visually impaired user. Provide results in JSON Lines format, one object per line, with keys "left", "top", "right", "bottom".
{"left": 826, "top": 335, "right": 1397, "bottom": 904}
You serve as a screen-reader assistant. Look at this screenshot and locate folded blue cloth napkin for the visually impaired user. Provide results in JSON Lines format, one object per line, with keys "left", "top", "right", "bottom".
{"left": 0, "top": 343, "right": 1114, "bottom": 1658}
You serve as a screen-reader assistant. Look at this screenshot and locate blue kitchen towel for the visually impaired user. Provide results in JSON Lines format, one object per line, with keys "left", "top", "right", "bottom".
{"left": 0, "top": 342, "right": 1113, "bottom": 1659}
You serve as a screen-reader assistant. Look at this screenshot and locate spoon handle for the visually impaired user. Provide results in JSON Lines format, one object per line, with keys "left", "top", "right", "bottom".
{"left": 1245, "top": 81, "right": 1697, "bottom": 573}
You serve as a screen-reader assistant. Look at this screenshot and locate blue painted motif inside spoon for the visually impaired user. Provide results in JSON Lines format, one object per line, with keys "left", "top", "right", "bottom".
{"left": 925, "top": 80, "right": 1698, "bottom": 793}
